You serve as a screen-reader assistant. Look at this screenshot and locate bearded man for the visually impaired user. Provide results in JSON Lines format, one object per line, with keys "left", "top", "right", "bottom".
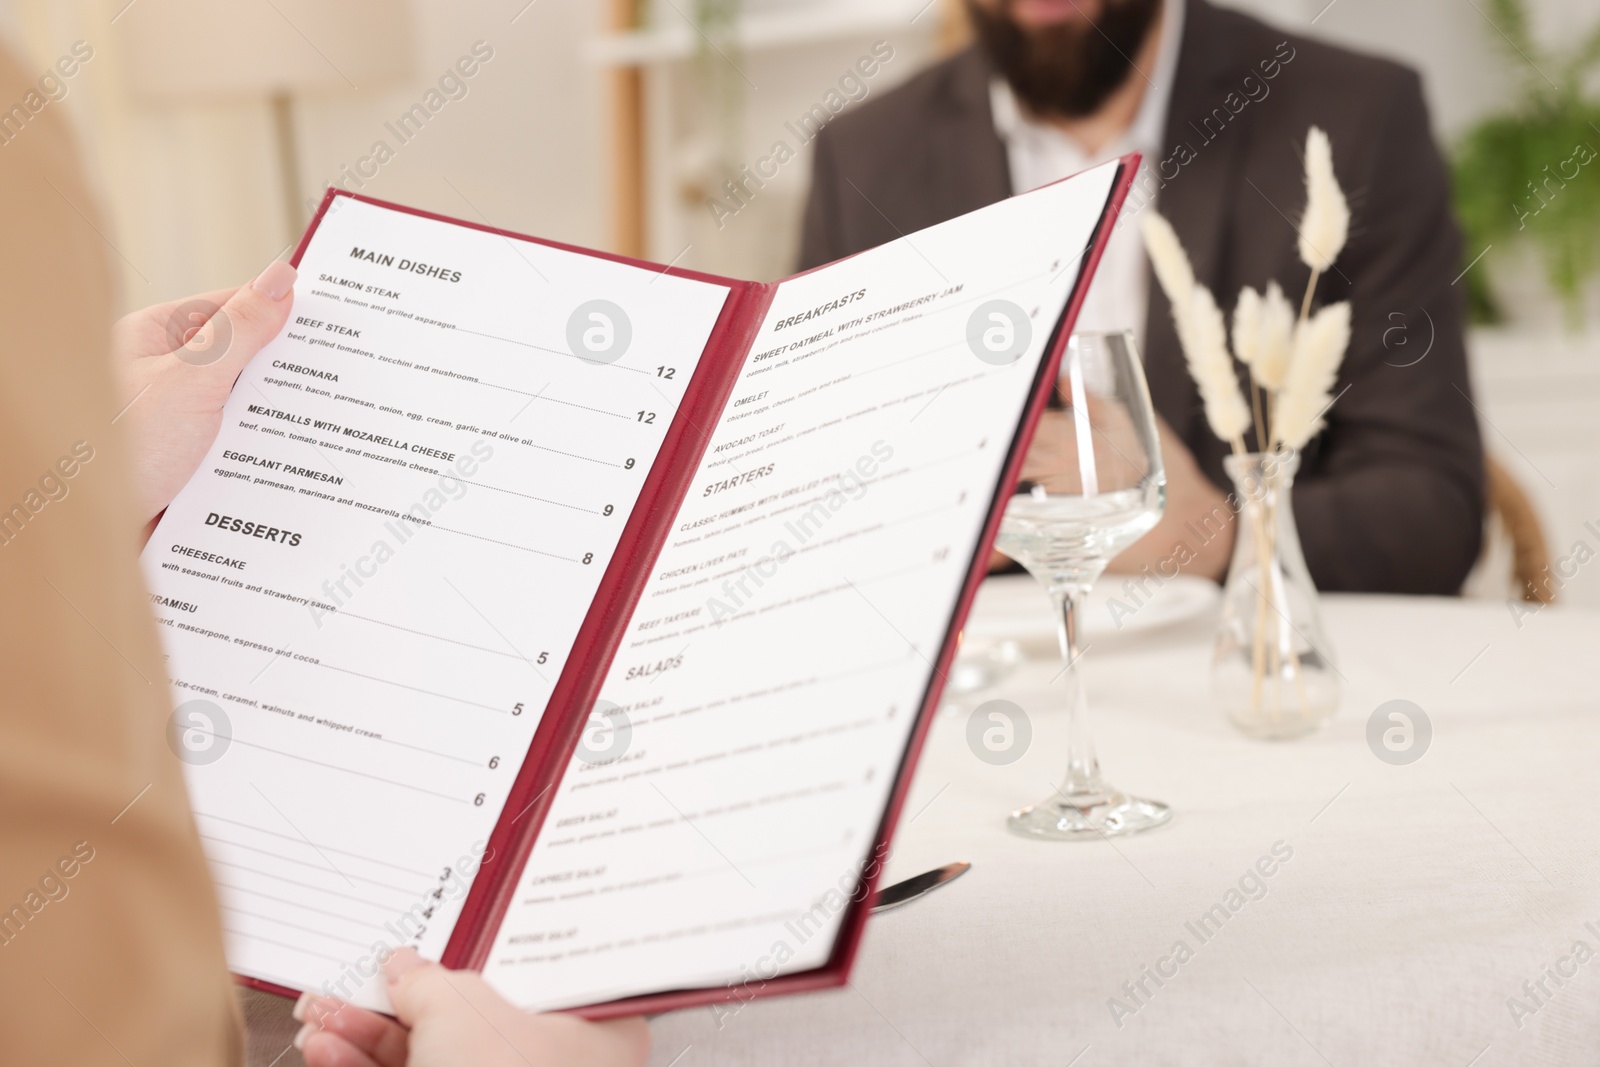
{"left": 799, "top": 0, "right": 1485, "bottom": 594}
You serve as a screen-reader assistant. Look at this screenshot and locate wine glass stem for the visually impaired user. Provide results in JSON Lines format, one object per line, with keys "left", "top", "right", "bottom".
{"left": 1050, "top": 583, "right": 1101, "bottom": 798}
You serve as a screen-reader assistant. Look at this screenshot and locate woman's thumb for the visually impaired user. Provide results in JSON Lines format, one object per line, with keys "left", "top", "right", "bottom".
{"left": 174, "top": 259, "right": 296, "bottom": 376}
{"left": 384, "top": 947, "right": 455, "bottom": 1027}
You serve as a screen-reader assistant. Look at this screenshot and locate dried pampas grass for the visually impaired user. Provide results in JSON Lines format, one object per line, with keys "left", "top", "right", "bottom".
{"left": 1257, "top": 282, "right": 1297, "bottom": 391}
{"left": 1139, "top": 213, "right": 1251, "bottom": 447}
{"left": 1143, "top": 126, "right": 1353, "bottom": 458}
{"left": 1141, "top": 213, "right": 1196, "bottom": 320}
{"left": 1298, "top": 127, "right": 1349, "bottom": 275}
{"left": 1273, "top": 302, "right": 1351, "bottom": 451}
{"left": 1234, "top": 281, "right": 1296, "bottom": 391}
{"left": 1232, "top": 286, "right": 1265, "bottom": 372}
{"left": 1186, "top": 284, "right": 1252, "bottom": 445}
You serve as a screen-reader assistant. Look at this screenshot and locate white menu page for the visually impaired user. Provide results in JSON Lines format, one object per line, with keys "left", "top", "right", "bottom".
{"left": 480, "top": 161, "right": 1122, "bottom": 1009}
{"left": 142, "top": 196, "right": 730, "bottom": 1009}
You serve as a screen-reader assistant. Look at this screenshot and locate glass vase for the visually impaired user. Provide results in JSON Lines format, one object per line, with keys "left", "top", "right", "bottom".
{"left": 1211, "top": 452, "right": 1340, "bottom": 739}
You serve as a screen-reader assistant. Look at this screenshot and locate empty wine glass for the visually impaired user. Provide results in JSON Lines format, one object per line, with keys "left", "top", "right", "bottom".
{"left": 996, "top": 330, "right": 1170, "bottom": 840}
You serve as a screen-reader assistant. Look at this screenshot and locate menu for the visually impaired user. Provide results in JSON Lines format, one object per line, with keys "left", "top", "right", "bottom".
{"left": 142, "top": 157, "right": 1132, "bottom": 1014}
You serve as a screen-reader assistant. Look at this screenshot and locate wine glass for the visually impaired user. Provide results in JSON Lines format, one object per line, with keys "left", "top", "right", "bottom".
{"left": 996, "top": 330, "right": 1170, "bottom": 840}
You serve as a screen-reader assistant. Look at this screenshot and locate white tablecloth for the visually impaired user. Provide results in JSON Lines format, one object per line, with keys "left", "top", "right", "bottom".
{"left": 646, "top": 585, "right": 1600, "bottom": 1066}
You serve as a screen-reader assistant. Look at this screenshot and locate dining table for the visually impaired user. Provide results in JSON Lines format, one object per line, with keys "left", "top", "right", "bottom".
{"left": 643, "top": 576, "right": 1600, "bottom": 1066}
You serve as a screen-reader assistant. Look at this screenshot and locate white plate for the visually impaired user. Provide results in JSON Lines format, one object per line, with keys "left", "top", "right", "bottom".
{"left": 962, "top": 572, "right": 1219, "bottom": 644}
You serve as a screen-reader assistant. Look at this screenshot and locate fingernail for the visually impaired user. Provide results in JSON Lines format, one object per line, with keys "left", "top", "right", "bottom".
{"left": 293, "top": 1022, "right": 312, "bottom": 1050}
{"left": 251, "top": 260, "right": 297, "bottom": 301}
{"left": 297, "top": 994, "right": 341, "bottom": 1026}
{"left": 386, "top": 946, "right": 424, "bottom": 986}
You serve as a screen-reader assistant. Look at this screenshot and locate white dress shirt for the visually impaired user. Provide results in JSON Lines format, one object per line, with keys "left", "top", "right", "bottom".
{"left": 988, "top": 0, "right": 1185, "bottom": 346}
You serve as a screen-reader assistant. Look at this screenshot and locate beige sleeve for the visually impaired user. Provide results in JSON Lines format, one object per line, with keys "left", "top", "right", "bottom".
{"left": 0, "top": 48, "right": 243, "bottom": 1067}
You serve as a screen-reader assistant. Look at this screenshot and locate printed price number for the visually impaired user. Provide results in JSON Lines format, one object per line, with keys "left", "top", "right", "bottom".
{"left": 412, "top": 865, "right": 458, "bottom": 942}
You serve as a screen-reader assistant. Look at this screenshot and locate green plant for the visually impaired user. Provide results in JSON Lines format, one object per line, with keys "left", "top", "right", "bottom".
{"left": 1452, "top": 0, "right": 1600, "bottom": 325}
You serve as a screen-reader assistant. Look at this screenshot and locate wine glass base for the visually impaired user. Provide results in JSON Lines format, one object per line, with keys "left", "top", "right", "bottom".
{"left": 1007, "top": 788, "right": 1172, "bottom": 841}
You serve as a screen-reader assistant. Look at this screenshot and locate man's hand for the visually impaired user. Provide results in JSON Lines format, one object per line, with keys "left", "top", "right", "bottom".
{"left": 113, "top": 260, "right": 296, "bottom": 533}
{"left": 1109, "top": 410, "right": 1235, "bottom": 580}
{"left": 990, "top": 407, "right": 1236, "bottom": 580}
{"left": 294, "top": 948, "right": 650, "bottom": 1067}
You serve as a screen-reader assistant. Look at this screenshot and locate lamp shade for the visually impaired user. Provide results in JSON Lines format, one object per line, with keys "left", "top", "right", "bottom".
{"left": 117, "top": 0, "right": 416, "bottom": 99}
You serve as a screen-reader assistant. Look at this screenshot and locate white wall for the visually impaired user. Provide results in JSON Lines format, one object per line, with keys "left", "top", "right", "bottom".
{"left": 3, "top": 0, "right": 1590, "bottom": 302}
{"left": 1, "top": 0, "right": 608, "bottom": 310}
{"left": 287, "top": 1, "right": 609, "bottom": 254}
{"left": 643, "top": 16, "right": 940, "bottom": 279}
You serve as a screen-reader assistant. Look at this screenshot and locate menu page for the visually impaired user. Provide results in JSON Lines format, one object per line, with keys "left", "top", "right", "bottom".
{"left": 141, "top": 196, "right": 730, "bottom": 1009}
{"left": 480, "top": 162, "right": 1122, "bottom": 1009}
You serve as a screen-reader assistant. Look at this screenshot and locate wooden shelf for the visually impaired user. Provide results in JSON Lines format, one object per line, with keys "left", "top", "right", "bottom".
{"left": 591, "top": 0, "right": 936, "bottom": 67}
{"left": 600, "top": 0, "right": 965, "bottom": 258}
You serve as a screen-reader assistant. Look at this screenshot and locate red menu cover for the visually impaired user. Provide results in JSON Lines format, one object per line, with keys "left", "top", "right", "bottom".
{"left": 150, "top": 155, "right": 1139, "bottom": 1017}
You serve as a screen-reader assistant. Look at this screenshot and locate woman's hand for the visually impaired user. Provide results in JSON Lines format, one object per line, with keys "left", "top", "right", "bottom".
{"left": 113, "top": 260, "right": 297, "bottom": 531}
{"left": 295, "top": 948, "right": 650, "bottom": 1067}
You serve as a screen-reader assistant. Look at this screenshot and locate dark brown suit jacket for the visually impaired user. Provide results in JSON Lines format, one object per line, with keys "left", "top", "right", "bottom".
{"left": 799, "top": 0, "right": 1484, "bottom": 594}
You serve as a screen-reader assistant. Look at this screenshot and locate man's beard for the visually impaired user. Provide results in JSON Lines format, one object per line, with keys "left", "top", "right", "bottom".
{"left": 967, "top": 0, "right": 1163, "bottom": 120}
